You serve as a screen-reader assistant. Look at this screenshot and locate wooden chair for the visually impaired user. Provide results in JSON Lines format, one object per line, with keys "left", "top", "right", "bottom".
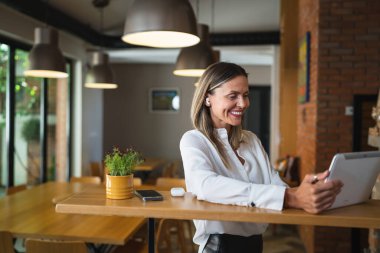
{"left": 155, "top": 178, "right": 195, "bottom": 253}
{"left": 90, "top": 161, "right": 103, "bottom": 180}
{"left": 277, "top": 156, "right": 300, "bottom": 187}
{"left": 162, "top": 160, "right": 182, "bottom": 178}
{"left": 133, "top": 177, "right": 142, "bottom": 187}
{"left": 70, "top": 176, "right": 101, "bottom": 184}
{"left": 156, "top": 177, "right": 186, "bottom": 190}
{"left": 6, "top": 184, "right": 27, "bottom": 195}
{"left": 0, "top": 231, "right": 15, "bottom": 253}
{"left": 5, "top": 186, "right": 27, "bottom": 251}
{"left": 25, "top": 239, "right": 88, "bottom": 253}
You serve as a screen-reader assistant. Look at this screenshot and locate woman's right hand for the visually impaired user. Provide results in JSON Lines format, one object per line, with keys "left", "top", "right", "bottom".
{"left": 284, "top": 170, "right": 343, "bottom": 214}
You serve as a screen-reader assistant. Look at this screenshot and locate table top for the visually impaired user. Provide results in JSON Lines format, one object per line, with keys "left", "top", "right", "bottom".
{"left": 134, "top": 158, "right": 166, "bottom": 171}
{"left": 56, "top": 185, "right": 380, "bottom": 229}
{"left": 0, "top": 182, "right": 146, "bottom": 245}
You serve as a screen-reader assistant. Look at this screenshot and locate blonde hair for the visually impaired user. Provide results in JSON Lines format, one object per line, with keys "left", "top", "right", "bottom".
{"left": 190, "top": 62, "right": 248, "bottom": 168}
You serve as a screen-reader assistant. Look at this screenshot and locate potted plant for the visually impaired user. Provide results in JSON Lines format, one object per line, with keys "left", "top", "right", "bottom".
{"left": 104, "top": 147, "right": 143, "bottom": 199}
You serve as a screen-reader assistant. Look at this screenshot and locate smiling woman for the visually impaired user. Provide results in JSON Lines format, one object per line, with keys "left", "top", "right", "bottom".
{"left": 179, "top": 62, "right": 343, "bottom": 253}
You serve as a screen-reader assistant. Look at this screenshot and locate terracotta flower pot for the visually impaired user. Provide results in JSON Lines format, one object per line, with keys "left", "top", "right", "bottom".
{"left": 106, "top": 174, "right": 134, "bottom": 199}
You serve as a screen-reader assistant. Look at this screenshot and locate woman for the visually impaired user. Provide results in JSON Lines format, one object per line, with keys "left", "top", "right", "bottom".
{"left": 179, "top": 62, "right": 342, "bottom": 253}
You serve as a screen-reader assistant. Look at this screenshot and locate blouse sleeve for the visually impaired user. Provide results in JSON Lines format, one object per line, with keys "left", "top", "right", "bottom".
{"left": 180, "top": 131, "right": 286, "bottom": 211}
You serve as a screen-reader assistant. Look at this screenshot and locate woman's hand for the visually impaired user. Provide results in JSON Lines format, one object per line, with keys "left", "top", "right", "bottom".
{"left": 284, "top": 170, "right": 343, "bottom": 214}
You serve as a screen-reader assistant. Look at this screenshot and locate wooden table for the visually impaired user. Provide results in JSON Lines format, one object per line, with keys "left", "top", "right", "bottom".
{"left": 56, "top": 185, "right": 380, "bottom": 252}
{"left": 134, "top": 158, "right": 166, "bottom": 172}
{"left": 0, "top": 182, "right": 146, "bottom": 246}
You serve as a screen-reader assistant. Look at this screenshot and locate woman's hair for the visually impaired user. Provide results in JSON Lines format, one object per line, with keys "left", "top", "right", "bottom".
{"left": 190, "top": 62, "right": 248, "bottom": 168}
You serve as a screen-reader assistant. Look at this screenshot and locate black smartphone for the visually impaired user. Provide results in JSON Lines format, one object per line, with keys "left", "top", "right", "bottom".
{"left": 135, "top": 190, "right": 163, "bottom": 201}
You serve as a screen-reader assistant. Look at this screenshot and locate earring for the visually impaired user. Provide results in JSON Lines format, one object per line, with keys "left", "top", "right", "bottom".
{"left": 205, "top": 98, "right": 210, "bottom": 106}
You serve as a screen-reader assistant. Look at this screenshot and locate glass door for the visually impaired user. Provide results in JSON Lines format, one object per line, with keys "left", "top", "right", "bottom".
{"left": 14, "top": 49, "right": 41, "bottom": 185}
{"left": 0, "top": 36, "right": 73, "bottom": 191}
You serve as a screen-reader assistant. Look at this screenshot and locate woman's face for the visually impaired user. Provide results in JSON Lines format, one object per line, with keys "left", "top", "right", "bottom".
{"left": 207, "top": 75, "right": 250, "bottom": 131}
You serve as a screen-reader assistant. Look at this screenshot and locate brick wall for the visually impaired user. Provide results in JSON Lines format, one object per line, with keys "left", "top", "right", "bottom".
{"left": 297, "top": 0, "right": 319, "bottom": 181}
{"left": 297, "top": 0, "right": 380, "bottom": 252}
{"left": 297, "top": 0, "right": 319, "bottom": 251}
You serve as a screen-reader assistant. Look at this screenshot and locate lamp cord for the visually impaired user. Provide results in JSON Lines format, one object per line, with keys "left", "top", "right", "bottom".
{"left": 44, "top": 0, "right": 49, "bottom": 27}
{"left": 100, "top": 8, "right": 103, "bottom": 32}
{"left": 99, "top": 7, "right": 105, "bottom": 50}
{"left": 196, "top": 0, "right": 199, "bottom": 19}
{"left": 211, "top": 0, "right": 215, "bottom": 33}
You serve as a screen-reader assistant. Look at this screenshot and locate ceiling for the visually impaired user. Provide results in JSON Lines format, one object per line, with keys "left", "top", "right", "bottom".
{"left": 1, "top": 0, "right": 281, "bottom": 65}
{"left": 47, "top": 0, "right": 280, "bottom": 36}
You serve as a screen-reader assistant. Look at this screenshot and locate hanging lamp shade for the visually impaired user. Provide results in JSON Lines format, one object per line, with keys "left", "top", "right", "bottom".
{"left": 194, "top": 50, "right": 220, "bottom": 87}
{"left": 173, "top": 24, "right": 215, "bottom": 77}
{"left": 122, "top": 0, "right": 200, "bottom": 48}
{"left": 85, "top": 51, "right": 118, "bottom": 89}
{"left": 24, "top": 27, "right": 68, "bottom": 78}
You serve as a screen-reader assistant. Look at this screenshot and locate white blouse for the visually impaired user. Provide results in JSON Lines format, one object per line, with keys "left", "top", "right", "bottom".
{"left": 179, "top": 128, "right": 287, "bottom": 252}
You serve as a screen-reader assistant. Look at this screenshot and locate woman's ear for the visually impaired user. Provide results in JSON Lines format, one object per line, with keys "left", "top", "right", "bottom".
{"left": 205, "top": 97, "right": 211, "bottom": 107}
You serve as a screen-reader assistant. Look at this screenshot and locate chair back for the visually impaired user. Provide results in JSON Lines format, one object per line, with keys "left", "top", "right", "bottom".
{"left": 25, "top": 239, "right": 88, "bottom": 253}
{"left": 133, "top": 177, "right": 142, "bottom": 187}
{"left": 6, "top": 184, "right": 27, "bottom": 195}
{"left": 0, "top": 231, "right": 15, "bottom": 253}
{"left": 162, "top": 160, "right": 182, "bottom": 178}
{"left": 90, "top": 161, "right": 104, "bottom": 181}
{"left": 70, "top": 176, "right": 101, "bottom": 184}
{"left": 156, "top": 177, "right": 186, "bottom": 190}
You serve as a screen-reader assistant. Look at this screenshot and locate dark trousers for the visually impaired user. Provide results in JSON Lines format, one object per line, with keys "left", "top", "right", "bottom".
{"left": 202, "top": 233, "right": 263, "bottom": 253}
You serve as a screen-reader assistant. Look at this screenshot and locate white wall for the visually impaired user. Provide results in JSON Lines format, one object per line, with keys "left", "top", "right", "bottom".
{"left": 270, "top": 46, "right": 280, "bottom": 165}
{"left": 103, "top": 63, "right": 274, "bottom": 162}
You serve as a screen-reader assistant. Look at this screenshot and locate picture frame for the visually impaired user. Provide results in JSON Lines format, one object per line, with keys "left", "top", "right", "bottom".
{"left": 298, "top": 32, "right": 311, "bottom": 104}
{"left": 149, "top": 88, "right": 180, "bottom": 113}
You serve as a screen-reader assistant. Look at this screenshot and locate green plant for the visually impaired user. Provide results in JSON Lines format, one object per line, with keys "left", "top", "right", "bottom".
{"left": 21, "top": 118, "right": 40, "bottom": 142}
{"left": 104, "top": 147, "right": 143, "bottom": 176}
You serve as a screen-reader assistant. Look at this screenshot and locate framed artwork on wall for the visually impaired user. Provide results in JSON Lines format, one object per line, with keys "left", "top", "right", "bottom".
{"left": 149, "top": 88, "right": 180, "bottom": 113}
{"left": 298, "top": 31, "right": 311, "bottom": 104}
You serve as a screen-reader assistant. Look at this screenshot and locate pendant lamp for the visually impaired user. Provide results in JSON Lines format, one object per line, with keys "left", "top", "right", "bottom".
{"left": 24, "top": 27, "right": 68, "bottom": 78}
{"left": 173, "top": 24, "right": 215, "bottom": 77}
{"left": 122, "top": 0, "right": 200, "bottom": 48}
{"left": 85, "top": 52, "right": 117, "bottom": 89}
{"left": 193, "top": 50, "right": 220, "bottom": 87}
{"left": 85, "top": 1, "right": 117, "bottom": 89}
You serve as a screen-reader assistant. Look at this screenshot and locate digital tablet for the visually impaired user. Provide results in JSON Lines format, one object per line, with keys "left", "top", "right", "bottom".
{"left": 325, "top": 151, "right": 380, "bottom": 209}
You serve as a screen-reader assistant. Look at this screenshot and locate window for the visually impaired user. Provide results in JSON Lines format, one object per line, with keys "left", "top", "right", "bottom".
{"left": 0, "top": 36, "right": 73, "bottom": 194}
{"left": 0, "top": 43, "right": 9, "bottom": 191}
{"left": 14, "top": 49, "right": 42, "bottom": 185}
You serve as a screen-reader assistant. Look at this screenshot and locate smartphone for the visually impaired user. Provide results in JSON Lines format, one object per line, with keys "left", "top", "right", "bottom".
{"left": 135, "top": 190, "right": 163, "bottom": 201}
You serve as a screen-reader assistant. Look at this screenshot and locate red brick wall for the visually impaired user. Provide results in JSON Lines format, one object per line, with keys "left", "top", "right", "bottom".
{"left": 297, "top": 0, "right": 380, "bottom": 252}
{"left": 297, "top": 0, "right": 319, "bottom": 251}
{"left": 297, "top": 0, "right": 319, "bottom": 181}
{"left": 316, "top": 0, "right": 380, "bottom": 171}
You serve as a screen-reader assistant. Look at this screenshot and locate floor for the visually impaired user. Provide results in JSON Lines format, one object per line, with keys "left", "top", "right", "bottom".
{"left": 112, "top": 224, "right": 306, "bottom": 253}
{"left": 263, "top": 225, "right": 306, "bottom": 253}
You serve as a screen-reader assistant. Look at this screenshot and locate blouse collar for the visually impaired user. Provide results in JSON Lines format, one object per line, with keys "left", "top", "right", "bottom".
{"left": 214, "top": 128, "right": 229, "bottom": 142}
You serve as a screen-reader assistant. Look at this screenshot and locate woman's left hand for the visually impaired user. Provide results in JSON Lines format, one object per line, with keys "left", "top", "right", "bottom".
{"left": 284, "top": 170, "right": 343, "bottom": 214}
